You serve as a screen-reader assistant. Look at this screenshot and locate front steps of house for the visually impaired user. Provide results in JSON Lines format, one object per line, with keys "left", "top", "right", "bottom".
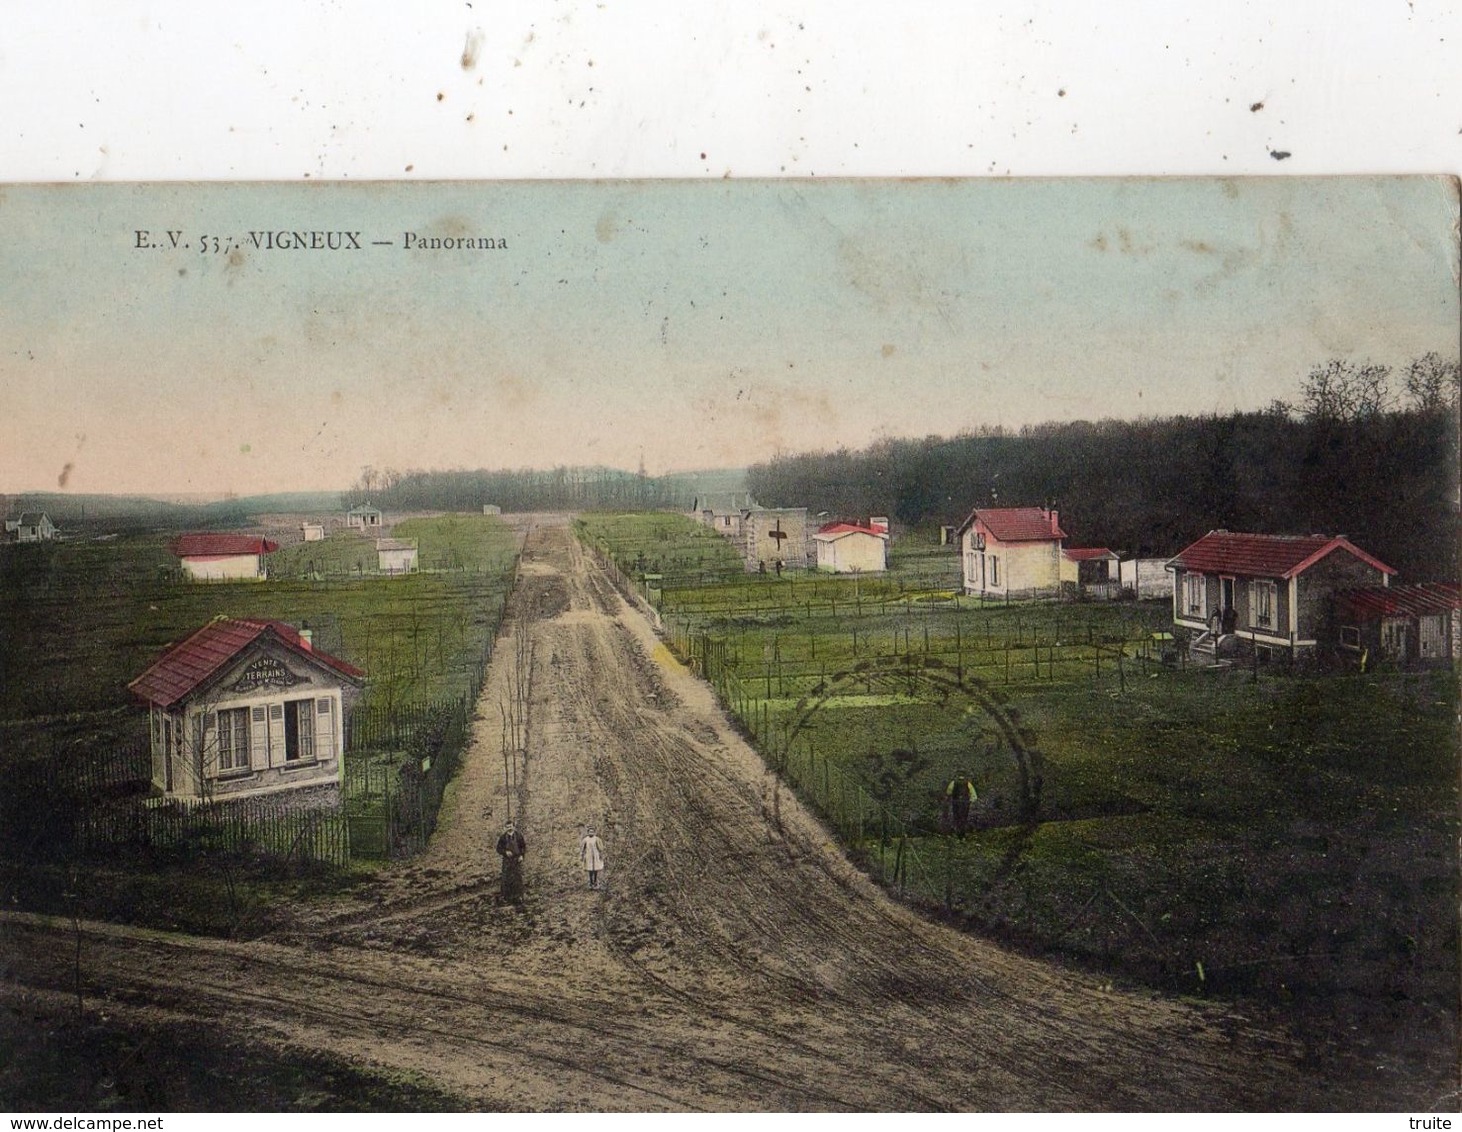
{"left": 1188, "top": 628, "right": 1238, "bottom": 667}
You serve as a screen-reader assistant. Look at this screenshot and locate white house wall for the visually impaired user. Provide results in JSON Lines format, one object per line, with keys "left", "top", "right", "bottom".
{"left": 1120, "top": 558, "right": 1170, "bottom": 599}
{"left": 379, "top": 549, "right": 418, "bottom": 574}
{"left": 816, "top": 533, "right": 887, "bottom": 573}
{"left": 180, "top": 554, "right": 265, "bottom": 581}
{"left": 17, "top": 518, "right": 55, "bottom": 542}
{"left": 962, "top": 528, "right": 1064, "bottom": 597}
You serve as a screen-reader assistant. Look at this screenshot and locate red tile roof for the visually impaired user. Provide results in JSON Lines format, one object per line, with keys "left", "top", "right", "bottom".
{"left": 814, "top": 522, "right": 887, "bottom": 539}
{"left": 1333, "top": 583, "right": 1461, "bottom": 620}
{"left": 957, "top": 507, "right": 1066, "bottom": 542}
{"left": 1064, "top": 547, "right": 1118, "bottom": 562}
{"left": 171, "top": 533, "right": 279, "bottom": 559}
{"left": 1168, "top": 531, "right": 1395, "bottom": 580}
{"left": 129, "top": 617, "right": 364, "bottom": 708}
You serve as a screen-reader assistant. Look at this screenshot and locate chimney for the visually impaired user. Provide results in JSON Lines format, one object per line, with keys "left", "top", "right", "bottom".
{"left": 299, "top": 628, "right": 313, "bottom": 651}
{"left": 1049, "top": 508, "right": 1060, "bottom": 536}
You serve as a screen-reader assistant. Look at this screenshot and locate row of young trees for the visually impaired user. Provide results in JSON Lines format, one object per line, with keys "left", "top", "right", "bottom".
{"left": 747, "top": 358, "right": 1460, "bottom": 582}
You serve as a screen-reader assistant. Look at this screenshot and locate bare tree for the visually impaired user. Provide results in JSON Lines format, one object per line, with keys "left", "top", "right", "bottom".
{"left": 1401, "top": 351, "right": 1461, "bottom": 412}
{"left": 1298, "top": 360, "right": 1394, "bottom": 421}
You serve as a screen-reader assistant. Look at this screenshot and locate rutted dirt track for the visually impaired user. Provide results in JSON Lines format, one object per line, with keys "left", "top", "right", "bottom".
{"left": 1, "top": 518, "right": 1371, "bottom": 1110}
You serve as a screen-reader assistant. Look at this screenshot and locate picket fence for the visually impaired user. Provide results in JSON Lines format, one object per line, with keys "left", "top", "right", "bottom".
{"left": 75, "top": 792, "right": 352, "bottom": 867}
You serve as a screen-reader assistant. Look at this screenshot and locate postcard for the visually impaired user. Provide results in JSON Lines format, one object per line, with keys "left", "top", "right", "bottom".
{"left": 0, "top": 178, "right": 1457, "bottom": 1112}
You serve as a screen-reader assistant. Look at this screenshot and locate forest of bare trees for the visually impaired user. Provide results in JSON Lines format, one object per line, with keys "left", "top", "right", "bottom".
{"left": 344, "top": 464, "right": 697, "bottom": 515}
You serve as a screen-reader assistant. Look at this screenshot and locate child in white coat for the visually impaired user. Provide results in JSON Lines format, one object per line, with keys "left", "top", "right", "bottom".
{"left": 579, "top": 827, "right": 605, "bottom": 890}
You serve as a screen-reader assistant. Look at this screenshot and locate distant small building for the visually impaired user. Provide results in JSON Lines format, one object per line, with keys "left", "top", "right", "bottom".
{"left": 956, "top": 506, "right": 1069, "bottom": 599}
{"left": 482, "top": 504, "right": 501, "bottom": 516}
{"left": 13, "top": 512, "right": 57, "bottom": 542}
{"left": 742, "top": 507, "right": 811, "bottom": 572}
{"left": 1167, "top": 530, "right": 1396, "bottom": 661}
{"left": 703, "top": 509, "right": 745, "bottom": 539}
{"left": 1329, "top": 583, "right": 1461, "bottom": 666}
{"left": 376, "top": 537, "right": 419, "bottom": 575}
{"left": 346, "top": 503, "right": 383, "bottom": 531}
{"left": 1064, "top": 547, "right": 1120, "bottom": 598}
{"left": 300, "top": 522, "right": 326, "bottom": 542}
{"left": 128, "top": 617, "right": 364, "bottom": 803}
{"left": 171, "top": 533, "right": 279, "bottom": 581}
{"left": 1119, "top": 557, "right": 1171, "bottom": 600}
{"left": 694, "top": 492, "right": 757, "bottom": 539}
{"left": 814, "top": 522, "right": 889, "bottom": 573}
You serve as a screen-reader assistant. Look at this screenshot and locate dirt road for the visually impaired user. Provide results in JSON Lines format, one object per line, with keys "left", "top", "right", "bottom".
{"left": 2, "top": 518, "right": 1366, "bottom": 1110}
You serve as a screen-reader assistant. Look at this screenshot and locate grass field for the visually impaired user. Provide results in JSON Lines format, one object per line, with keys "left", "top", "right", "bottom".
{"left": 576, "top": 512, "right": 747, "bottom": 587}
{"left": 586, "top": 511, "right": 1459, "bottom": 1063}
{"left": 268, "top": 514, "right": 521, "bottom": 580}
{"left": 0, "top": 516, "right": 518, "bottom": 758}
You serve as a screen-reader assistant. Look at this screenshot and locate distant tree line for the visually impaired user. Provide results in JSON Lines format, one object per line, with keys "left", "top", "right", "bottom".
{"left": 747, "top": 356, "right": 1460, "bottom": 581}
{"left": 344, "top": 465, "right": 698, "bottom": 514}
{"left": 3, "top": 492, "right": 256, "bottom": 533}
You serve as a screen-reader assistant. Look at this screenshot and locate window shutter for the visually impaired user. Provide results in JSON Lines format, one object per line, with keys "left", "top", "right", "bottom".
{"left": 316, "top": 697, "right": 336, "bottom": 760}
{"left": 250, "top": 706, "right": 269, "bottom": 766}
{"left": 268, "top": 703, "right": 286, "bottom": 765}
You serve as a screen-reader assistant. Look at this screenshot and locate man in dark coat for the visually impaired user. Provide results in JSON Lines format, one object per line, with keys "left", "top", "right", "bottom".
{"left": 946, "top": 776, "right": 978, "bottom": 835}
{"left": 496, "top": 821, "right": 527, "bottom": 902}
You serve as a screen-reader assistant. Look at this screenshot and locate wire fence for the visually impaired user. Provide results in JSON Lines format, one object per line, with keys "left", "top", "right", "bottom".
{"left": 342, "top": 607, "right": 497, "bottom": 859}
{"left": 342, "top": 693, "right": 475, "bottom": 859}
{"left": 656, "top": 595, "right": 1183, "bottom": 910}
{"left": 664, "top": 612, "right": 1177, "bottom": 702}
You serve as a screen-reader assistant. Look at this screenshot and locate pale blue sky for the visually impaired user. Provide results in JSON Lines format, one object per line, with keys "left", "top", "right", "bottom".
{"left": 0, "top": 178, "right": 1455, "bottom": 495}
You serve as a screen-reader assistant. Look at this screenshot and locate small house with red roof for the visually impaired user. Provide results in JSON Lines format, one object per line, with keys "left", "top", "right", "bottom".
{"left": 955, "top": 506, "right": 1073, "bottom": 598}
{"left": 1329, "top": 583, "right": 1460, "bottom": 666}
{"left": 1167, "top": 530, "right": 1396, "bottom": 660}
{"left": 813, "top": 521, "right": 889, "bottom": 574}
{"left": 171, "top": 533, "right": 279, "bottom": 581}
{"left": 128, "top": 617, "right": 365, "bottom": 803}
